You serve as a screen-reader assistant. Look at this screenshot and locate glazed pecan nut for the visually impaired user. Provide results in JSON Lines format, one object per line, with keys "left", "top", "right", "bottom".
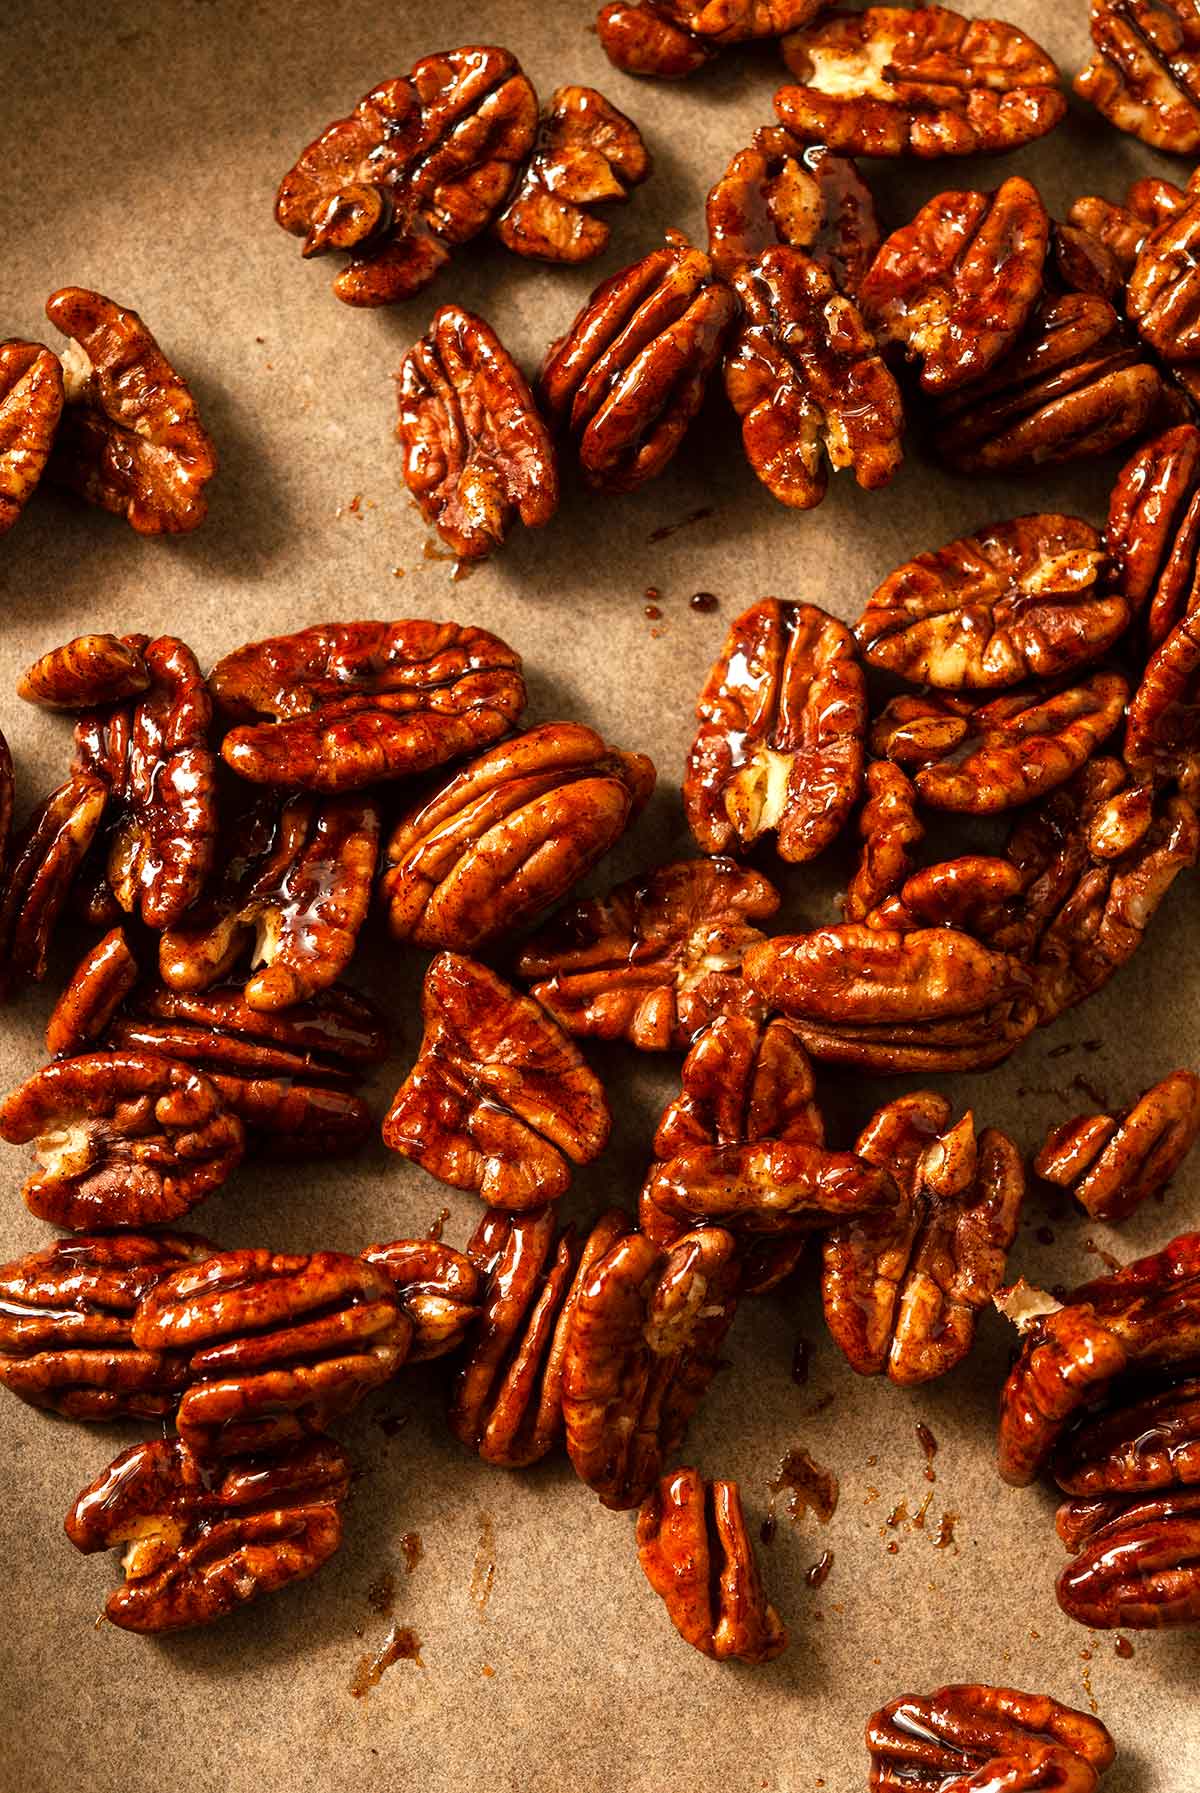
{"left": 684, "top": 599, "right": 866, "bottom": 860}
{"left": 725, "top": 248, "right": 903, "bottom": 510}
{"left": 0, "top": 1232, "right": 210, "bottom": 1419}
{"left": 862, "top": 855, "right": 1024, "bottom": 938}
{"left": 360, "top": 1239, "right": 482, "bottom": 1362}
{"left": 866, "top": 1685, "right": 1115, "bottom": 1791}
{"left": 642, "top": 1138, "right": 896, "bottom": 1253}
{"left": 777, "top": 6, "right": 1067, "bottom": 157}
{"left": 517, "top": 857, "right": 780, "bottom": 1050}
{"left": 1128, "top": 191, "right": 1200, "bottom": 366}
{"left": 1056, "top": 1488, "right": 1200, "bottom": 1629}
{"left": 209, "top": 619, "right": 525, "bottom": 792}
{"left": 706, "top": 128, "right": 879, "bottom": 290}
{"left": 383, "top": 953, "right": 610, "bottom": 1209}
{"left": 0, "top": 340, "right": 64, "bottom": 534}
{"left": 562, "top": 1226, "right": 739, "bottom": 1509}
{"left": 842, "top": 761, "right": 923, "bottom": 923}
{"left": 1053, "top": 1375, "right": 1200, "bottom": 1498}
{"left": 0, "top": 1050, "right": 245, "bottom": 1231}
{"left": 855, "top": 515, "right": 1124, "bottom": 690}
{"left": 1069, "top": 175, "right": 1191, "bottom": 277}
{"left": 1106, "top": 423, "right": 1200, "bottom": 646}
{"left": 275, "top": 48, "right": 537, "bottom": 305}
{"left": 596, "top": 2, "right": 717, "bottom": 78}
{"left": 1125, "top": 609, "right": 1200, "bottom": 793}
{"left": 0, "top": 773, "right": 107, "bottom": 999}
{"left": 1076, "top": 0, "right": 1200, "bottom": 154}
{"left": 18, "top": 633, "right": 150, "bottom": 710}
{"left": 637, "top": 1469, "right": 786, "bottom": 1663}
{"left": 1035, "top": 1070, "right": 1200, "bottom": 1224}
{"left": 45, "top": 288, "right": 216, "bottom": 533}
{"left": 65, "top": 1433, "right": 351, "bottom": 1633}
{"left": 495, "top": 85, "right": 650, "bottom": 263}
{"left": 661, "top": 0, "right": 825, "bottom": 40}
{"left": 539, "top": 233, "right": 738, "bottom": 493}
{"left": 382, "top": 721, "right": 655, "bottom": 951}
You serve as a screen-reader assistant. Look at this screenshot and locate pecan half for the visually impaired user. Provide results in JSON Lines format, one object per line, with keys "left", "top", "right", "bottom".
{"left": 0, "top": 340, "right": 63, "bottom": 534}
{"left": 706, "top": 128, "right": 879, "bottom": 291}
{"left": 684, "top": 599, "right": 866, "bottom": 859}
{"left": 275, "top": 47, "right": 537, "bottom": 306}
{"left": 495, "top": 85, "right": 650, "bottom": 262}
{"left": 866, "top": 1685, "right": 1115, "bottom": 1791}
{"left": 1128, "top": 189, "right": 1200, "bottom": 367}
{"left": 18, "top": 633, "right": 150, "bottom": 710}
{"left": 1076, "top": 0, "right": 1200, "bottom": 154}
{"left": 1106, "top": 423, "right": 1200, "bottom": 646}
{"left": 637, "top": 1469, "right": 786, "bottom": 1663}
{"left": 383, "top": 953, "right": 610, "bottom": 1208}
{"left": 1035, "top": 1070, "right": 1200, "bottom": 1224}
{"left": 855, "top": 516, "right": 1124, "bottom": 690}
{"left": 842, "top": 761, "right": 923, "bottom": 923}
{"left": 562, "top": 1226, "right": 739, "bottom": 1509}
{"left": 596, "top": 2, "right": 717, "bottom": 78}
{"left": 726, "top": 248, "right": 903, "bottom": 510}
{"left": 65, "top": 1433, "right": 351, "bottom": 1632}
{"left": 518, "top": 858, "right": 779, "bottom": 1050}
{"left": 862, "top": 856, "right": 1024, "bottom": 938}
{"left": 45, "top": 288, "right": 216, "bottom": 533}
{"left": 0, "top": 1050, "right": 245, "bottom": 1230}
{"left": 746, "top": 923, "right": 1032, "bottom": 1024}
{"left": 382, "top": 721, "right": 654, "bottom": 950}
{"left": 1053, "top": 1372, "right": 1200, "bottom": 1498}
{"left": 1057, "top": 1487, "right": 1200, "bottom": 1629}
{"left": 210, "top": 619, "right": 525, "bottom": 792}
{"left": 0, "top": 773, "right": 107, "bottom": 999}
{"left": 360, "top": 1240, "right": 481, "bottom": 1363}
{"left": 1125, "top": 609, "right": 1200, "bottom": 795}
{"left": 1069, "top": 176, "right": 1191, "bottom": 277}
{"left": 539, "top": 232, "right": 737, "bottom": 493}
{"left": 777, "top": 7, "right": 1066, "bottom": 156}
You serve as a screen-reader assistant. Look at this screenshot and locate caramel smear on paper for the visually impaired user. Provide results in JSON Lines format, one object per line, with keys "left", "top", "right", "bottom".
{"left": 471, "top": 1512, "right": 497, "bottom": 1616}
{"left": 350, "top": 1626, "right": 424, "bottom": 1697}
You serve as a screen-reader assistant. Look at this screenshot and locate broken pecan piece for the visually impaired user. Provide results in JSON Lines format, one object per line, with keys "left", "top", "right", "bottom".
{"left": 18, "top": 633, "right": 149, "bottom": 710}
{"left": 495, "top": 86, "right": 650, "bottom": 262}
{"left": 382, "top": 721, "right": 654, "bottom": 950}
{"left": 637, "top": 1469, "right": 786, "bottom": 1663}
{"left": 0, "top": 340, "right": 63, "bottom": 534}
{"left": 1035, "top": 1070, "right": 1200, "bottom": 1224}
{"left": 1106, "top": 423, "right": 1200, "bottom": 646}
{"left": 360, "top": 1240, "right": 481, "bottom": 1363}
{"left": 66, "top": 1433, "right": 351, "bottom": 1633}
{"left": 866, "top": 1685, "right": 1115, "bottom": 1790}
{"left": 383, "top": 953, "right": 610, "bottom": 1209}
{"left": 684, "top": 599, "right": 866, "bottom": 859}
{"left": 1057, "top": 1486, "right": 1200, "bottom": 1629}
{"left": 518, "top": 858, "right": 779, "bottom": 1050}
{"left": 210, "top": 619, "right": 525, "bottom": 792}
{"left": 707, "top": 128, "right": 878, "bottom": 290}
{"left": 842, "top": 761, "right": 923, "bottom": 923}
{"left": 1075, "top": 0, "right": 1200, "bottom": 154}
{"left": 0, "top": 773, "right": 107, "bottom": 1000}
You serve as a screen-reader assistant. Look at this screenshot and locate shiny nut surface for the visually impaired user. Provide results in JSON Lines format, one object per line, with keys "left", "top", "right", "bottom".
{"left": 637, "top": 1468, "right": 787, "bottom": 1663}
{"left": 1106, "top": 423, "right": 1200, "bottom": 647}
{"left": 1076, "top": 0, "right": 1200, "bottom": 154}
{"left": 1035, "top": 1070, "right": 1200, "bottom": 1224}
{"left": 495, "top": 85, "right": 650, "bottom": 263}
{"left": 596, "top": 2, "right": 717, "bottom": 78}
{"left": 0, "top": 773, "right": 108, "bottom": 999}
{"left": 706, "top": 128, "right": 878, "bottom": 289}
{"left": 18, "top": 633, "right": 150, "bottom": 711}
{"left": 0, "top": 340, "right": 64, "bottom": 534}
{"left": 360, "top": 1239, "right": 482, "bottom": 1363}
{"left": 1056, "top": 1486, "right": 1200, "bottom": 1629}
{"left": 866, "top": 1684, "right": 1114, "bottom": 1790}
{"left": 842, "top": 761, "right": 923, "bottom": 923}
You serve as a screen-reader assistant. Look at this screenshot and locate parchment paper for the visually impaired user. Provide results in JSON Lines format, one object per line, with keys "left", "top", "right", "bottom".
{"left": 0, "top": 3, "right": 1196, "bottom": 1788}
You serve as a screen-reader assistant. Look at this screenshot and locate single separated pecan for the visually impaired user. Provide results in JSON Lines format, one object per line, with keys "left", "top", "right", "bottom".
{"left": 209, "top": 619, "right": 525, "bottom": 792}
{"left": 18, "top": 633, "right": 150, "bottom": 710}
{"left": 1076, "top": 0, "right": 1200, "bottom": 154}
{"left": 495, "top": 86, "right": 650, "bottom": 262}
{"left": 777, "top": 8, "right": 1067, "bottom": 157}
{"left": 0, "top": 1232, "right": 211, "bottom": 1419}
{"left": 383, "top": 953, "right": 610, "bottom": 1208}
{"left": 274, "top": 47, "right": 537, "bottom": 305}
{"left": 539, "top": 232, "right": 737, "bottom": 493}
{"left": 66, "top": 1432, "right": 351, "bottom": 1633}
{"left": 637, "top": 1469, "right": 786, "bottom": 1663}
{"left": 360, "top": 1239, "right": 481, "bottom": 1362}
{"left": 45, "top": 288, "right": 216, "bottom": 533}
{"left": 598, "top": 0, "right": 824, "bottom": 80}
{"left": 562, "top": 1225, "right": 739, "bottom": 1509}
{"left": 725, "top": 248, "right": 903, "bottom": 510}
{"left": 0, "top": 773, "right": 108, "bottom": 1000}
{"left": 518, "top": 858, "right": 779, "bottom": 1050}
{"left": 0, "top": 340, "right": 64, "bottom": 534}
{"left": 1106, "top": 423, "right": 1200, "bottom": 647}
{"left": 133, "top": 1249, "right": 408, "bottom": 1458}
{"left": 823, "top": 1093, "right": 1025, "bottom": 1384}
{"left": 1035, "top": 1070, "right": 1200, "bottom": 1224}
{"left": 707, "top": 128, "right": 879, "bottom": 291}
{"left": 382, "top": 721, "right": 655, "bottom": 950}
{"left": 0, "top": 1050, "right": 245, "bottom": 1230}
{"left": 1057, "top": 1485, "right": 1200, "bottom": 1629}
{"left": 842, "top": 761, "right": 923, "bottom": 923}
{"left": 449, "top": 1206, "right": 628, "bottom": 1466}
{"left": 854, "top": 516, "right": 1125, "bottom": 690}
{"left": 684, "top": 599, "right": 866, "bottom": 860}
{"left": 866, "top": 1685, "right": 1115, "bottom": 1791}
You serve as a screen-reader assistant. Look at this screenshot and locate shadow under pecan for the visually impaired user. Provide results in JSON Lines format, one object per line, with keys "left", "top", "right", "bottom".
{"left": 66, "top": 1432, "right": 351, "bottom": 1633}
{"left": 842, "top": 761, "right": 923, "bottom": 923}
{"left": 495, "top": 85, "right": 650, "bottom": 262}
{"left": 866, "top": 1684, "right": 1115, "bottom": 1791}
{"left": 562, "top": 1225, "right": 739, "bottom": 1509}
{"left": 539, "top": 231, "right": 737, "bottom": 494}
{"left": 45, "top": 288, "right": 216, "bottom": 533}
{"left": 1076, "top": 0, "right": 1200, "bottom": 154}
{"left": 684, "top": 598, "right": 866, "bottom": 860}
{"left": 517, "top": 857, "right": 780, "bottom": 1050}
{"left": 0, "top": 1231, "right": 211, "bottom": 1419}
{"left": 0, "top": 340, "right": 63, "bottom": 534}
{"left": 1106, "top": 423, "right": 1200, "bottom": 647}
{"left": 0, "top": 772, "right": 107, "bottom": 1000}
{"left": 18, "top": 632, "right": 150, "bottom": 710}
{"left": 637, "top": 1468, "right": 786, "bottom": 1663}
{"left": 382, "top": 721, "right": 654, "bottom": 951}
{"left": 210, "top": 619, "right": 525, "bottom": 792}
{"left": 360, "top": 1239, "right": 482, "bottom": 1363}
{"left": 707, "top": 128, "right": 879, "bottom": 292}
{"left": 449, "top": 1205, "right": 628, "bottom": 1466}
{"left": 1036, "top": 1070, "right": 1200, "bottom": 1224}
{"left": 777, "top": 6, "right": 1067, "bottom": 156}
{"left": 383, "top": 953, "right": 610, "bottom": 1209}
{"left": 1057, "top": 1486, "right": 1200, "bottom": 1629}
{"left": 274, "top": 46, "right": 537, "bottom": 306}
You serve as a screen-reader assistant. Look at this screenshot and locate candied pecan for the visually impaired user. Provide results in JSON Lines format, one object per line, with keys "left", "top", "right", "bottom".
{"left": 383, "top": 953, "right": 610, "bottom": 1208}
{"left": 518, "top": 858, "right": 779, "bottom": 1050}
{"left": 1106, "top": 423, "right": 1200, "bottom": 645}
{"left": 18, "top": 633, "right": 149, "bottom": 710}
{"left": 842, "top": 761, "right": 923, "bottom": 923}
{"left": 1076, "top": 0, "right": 1200, "bottom": 154}
{"left": 0, "top": 1050, "right": 245, "bottom": 1230}
{"left": 360, "top": 1240, "right": 481, "bottom": 1363}
{"left": 1069, "top": 177, "right": 1190, "bottom": 277}
{"left": 1057, "top": 1486, "right": 1200, "bottom": 1629}
{"left": 1051, "top": 220, "right": 1125, "bottom": 303}
{"left": 382, "top": 722, "right": 654, "bottom": 950}
{"left": 706, "top": 127, "right": 879, "bottom": 291}
{"left": 210, "top": 619, "right": 525, "bottom": 792}
{"left": 66, "top": 1432, "right": 350, "bottom": 1633}
{"left": 45, "top": 927, "right": 140, "bottom": 1058}
{"left": 562, "top": 1226, "right": 739, "bottom": 1509}
{"left": 725, "top": 248, "right": 902, "bottom": 510}
{"left": 45, "top": 288, "right": 216, "bottom": 533}
{"left": 1053, "top": 1372, "right": 1200, "bottom": 1497}
{"left": 275, "top": 48, "right": 537, "bottom": 306}
{"left": 0, "top": 1232, "right": 210, "bottom": 1419}
{"left": 866, "top": 1685, "right": 1115, "bottom": 1791}
{"left": 637, "top": 1469, "right": 786, "bottom": 1663}
{"left": 0, "top": 340, "right": 63, "bottom": 534}
{"left": 495, "top": 86, "right": 650, "bottom": 262}
{"left": 0, "top": 773, "right": 107, "bottom": 999}
{"left": 684, "top": 599, "right": 865, "bottom": 859}
{"left": 862, "top": 856, "right": 1023, "bottom": 938}
{"left": 597, "top": 2, "right": 717, "bottom": 77}
{"left": 539, "top": 232, "right": 737, "bottom": 493}
{"left": 1125, "top": 608, "right": 1200, "bottom": 794}
{"left": 1128, "top": 190, "right": 1200, "bottom": 368}
{"left": 855, "top": 516, "right": 1124, "bottom": 690}
{"left": 1035, "top": 1070, "right": 1200, "bottom": 1224}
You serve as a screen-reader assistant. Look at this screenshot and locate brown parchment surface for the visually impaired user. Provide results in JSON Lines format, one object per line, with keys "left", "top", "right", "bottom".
{"left": 0, "top": 2, "right": 1197, "bottom": 1788}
